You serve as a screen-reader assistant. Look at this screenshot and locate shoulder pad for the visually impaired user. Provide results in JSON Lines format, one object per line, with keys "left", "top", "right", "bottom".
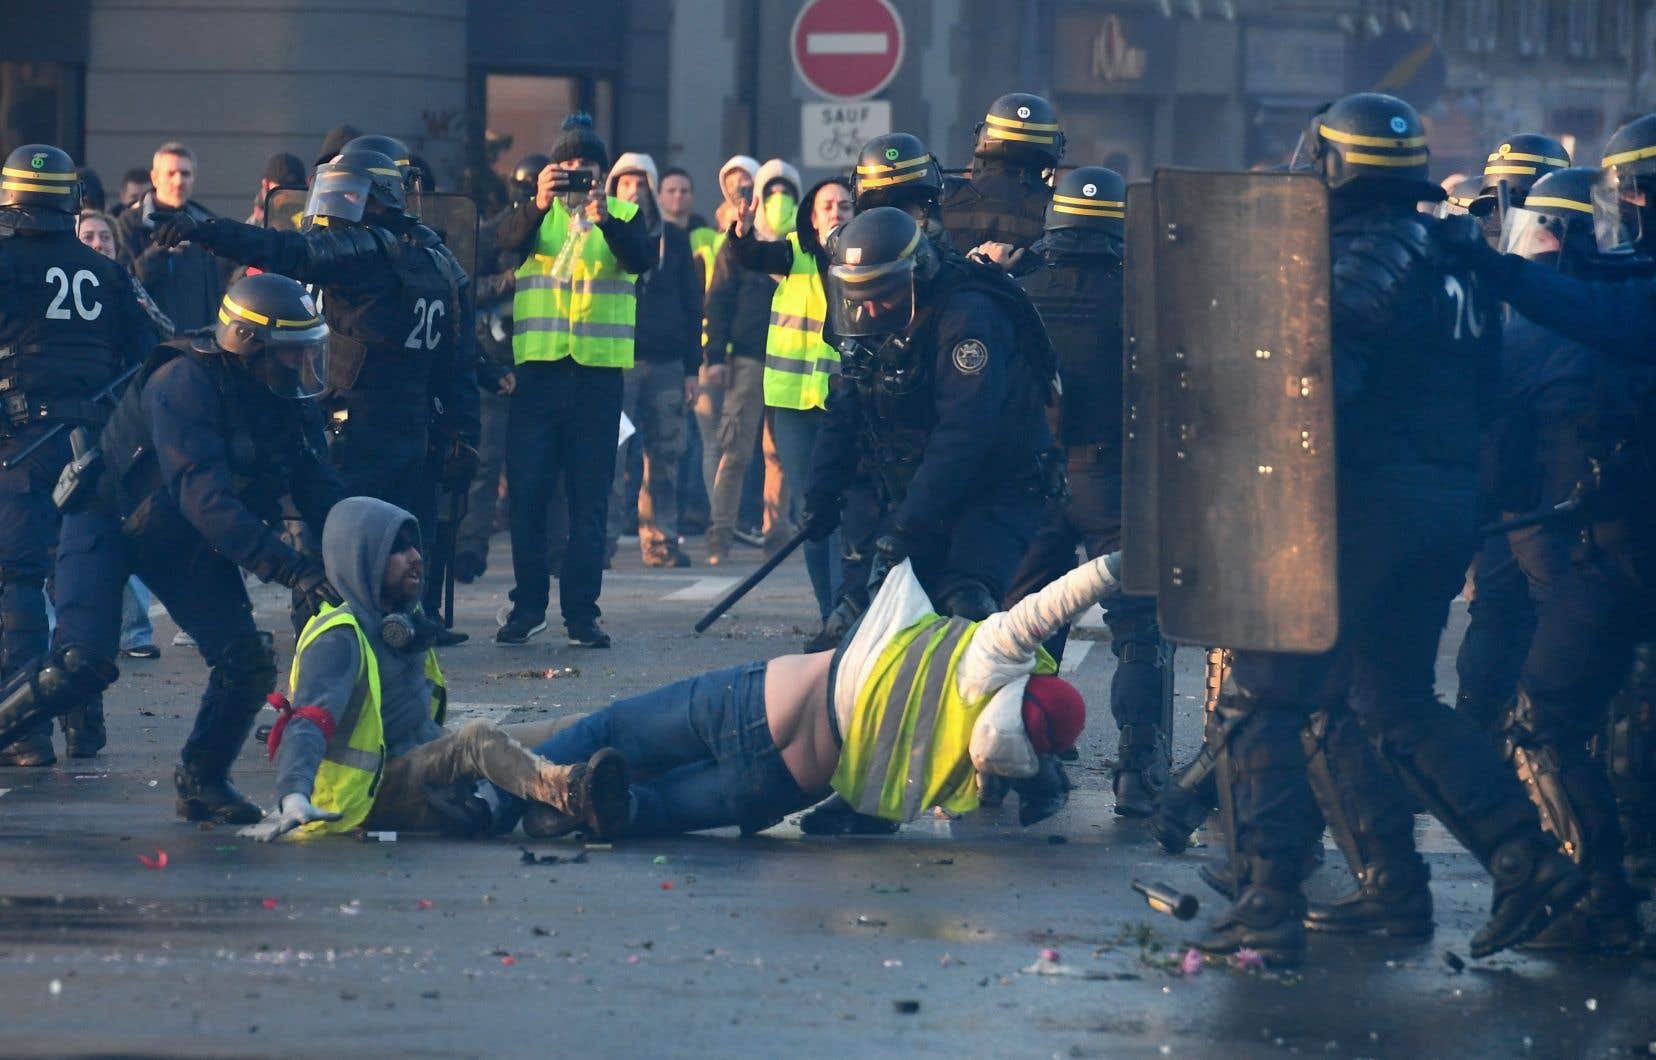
{"left": 310, "top": 224, "right": 387, "bottom": 262}
{"left": 1331, "top": 214, "right": 1437, "bottom": 333}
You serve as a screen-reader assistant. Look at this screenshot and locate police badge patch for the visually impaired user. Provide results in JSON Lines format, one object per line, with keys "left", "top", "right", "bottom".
{"left": 951, "top": 339, "right": 988, "bottom": 375}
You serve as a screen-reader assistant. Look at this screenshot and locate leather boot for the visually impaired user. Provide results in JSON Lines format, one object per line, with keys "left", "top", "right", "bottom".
{"left": 1113, "top": 724, "right": 1168, "bottom": 818}
{"left": 1470, "top": 831, "right": 1589, "bottom": 958}
{"left": 60, "top": 696, "right": 106, "bottom": 759}
{"left": 0, "top": 723, "right": 55, "bottom": 767}
{"left": 525, "top": 749, "right": 630, "bottom": 839}
{"left": 1520, "top": 875, "right": 1642, "bottom": 954}
{"left": 1192, "top": 859, "right": 1308, "bottom": 968}
{"left": 175, "top": 636, "right": 274, "bottom": 825}
{"left": 1305, "top": 859, "right": 1433, "bottom": 937}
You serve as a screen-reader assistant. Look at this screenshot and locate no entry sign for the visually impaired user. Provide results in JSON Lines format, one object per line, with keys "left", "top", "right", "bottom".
{"left": 791, "top": 0, "right": 905, "bottom": 101}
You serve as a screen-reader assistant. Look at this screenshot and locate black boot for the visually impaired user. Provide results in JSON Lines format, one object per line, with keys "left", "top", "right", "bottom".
{"left": 0, "top": 722, "right": 55, "bottom": 767}
{"left": 1151, "top": 658, "right": 1231, "bottom": 853}
{"left": 1303, "top": 708, "right": 1434, "bottom": 937}
{"left": 798, "top": 793, "right": 898, "bottom": 835}
{"left": 59, "top": 696, "right": 106, "bottom": 759}
{"left": 1192, "top": 858, "right": 1308, "bottom": 968}
{"left": 1519, "top": 875, "right": 1642, "bottom": 954}
{"left": 1471, "top": 831, "right": 1589, "bottom": 958}
{"left": 1113, "top": 723, "right": 1168, "bottom": 818}
{"left": 174, "top": 635, "right": 275, "bottom": 825}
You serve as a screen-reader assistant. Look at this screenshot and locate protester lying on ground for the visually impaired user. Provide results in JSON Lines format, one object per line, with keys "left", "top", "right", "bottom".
{"left": 494, "top": 551, "right": 1119, "bottom": 839}
{"left": 244, "top": 496, "right": 628, "bottom": 841}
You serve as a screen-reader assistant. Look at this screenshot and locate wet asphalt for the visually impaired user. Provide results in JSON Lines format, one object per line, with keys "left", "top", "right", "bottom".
{"left": 1, "top": 537, "right": 1652, "bottom": 1058}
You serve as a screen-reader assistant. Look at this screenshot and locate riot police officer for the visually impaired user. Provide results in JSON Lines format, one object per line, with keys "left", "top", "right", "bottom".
{"left": 0, "top": 274, "right": 345, "bottom": 822}
{"left": 150, "top": 150, "right": 475, "bottom": 558}
{"left": 0, "top": 144, "right": 156, "bottom": 765}
{"left": 853, "top": 133, "right": 947, "bottom": 230}
{"left": 940, "top": 93, "right": 1062, "bottom": 257}
{"left": 1194, "top": 94, "right": 1585, "bottom": 966}
{"left": 998, "top": 166, "right": 1170, "bottom": 816}
{"left": 1468, "top": 133, "right": 1570, "bottom": 240}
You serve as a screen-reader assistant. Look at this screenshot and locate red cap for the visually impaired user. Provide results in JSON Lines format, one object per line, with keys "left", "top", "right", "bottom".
{"left": 1021, "top": 675, "right": 1085, "bottom": 755}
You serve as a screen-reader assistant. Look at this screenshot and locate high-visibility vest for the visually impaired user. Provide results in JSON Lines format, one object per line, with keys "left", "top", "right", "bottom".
{"left": 763, "top": 232, "right": 839, "bottom": 411}
{"left": 289, "top": 604, "right": 447, "bottom": 836}
{"left": 831, "top": 613, "right": 1055, "bottom": 821}
{"left": 689, "top": 225, "right": 722, "bottom": 294}
{"left": 512, "top": 196, "right": 640, "bottom": 369}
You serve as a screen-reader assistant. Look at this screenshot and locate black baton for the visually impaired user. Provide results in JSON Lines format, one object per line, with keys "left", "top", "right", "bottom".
{"left": 693, "top": 528, "right": 810, "bottom": 633}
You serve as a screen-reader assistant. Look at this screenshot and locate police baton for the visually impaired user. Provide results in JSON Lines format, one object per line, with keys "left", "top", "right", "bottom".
{"left": 1, "top": 363, "right": 141, "bottom": 470}
{"left": 1478, "top": 494, "right": 1585, "bottom": 537}
{"left": 693, "top": 528, "right": 810, "bottom": 633}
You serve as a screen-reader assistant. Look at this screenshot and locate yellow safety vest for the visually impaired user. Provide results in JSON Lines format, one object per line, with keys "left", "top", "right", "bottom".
{"left": 289, "top": 604, "right": 447, "bottom": 836}
{"left": 513, "top": 196, "right": 640, "bottom": 369}
{"left": 763, "top": 232, "right": 839, "bottom": 411}
{"left": 689, "top": 225, "right": 722, "bottom": 294}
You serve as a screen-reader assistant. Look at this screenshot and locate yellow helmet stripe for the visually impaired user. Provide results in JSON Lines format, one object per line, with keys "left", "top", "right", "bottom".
{"left": 856, "top": 155, "right": 929, "bottom": 175}
{"left": 857, "top": 169, "right": 931, "bottom": 189}
{"left": 1603, "top": 143, "right": 1656, "bottom": 167}
{"left": 1524, "top": 195, "right": 1593, "bottom": 214}
{"left": 1052, "top": 193, "right": 1124, "bottom": 208}
{"left": 1486, "top": 151, "right": 1568, "bottom": 167}
{"left": 1343, "top": 150, "right": 1429, "bottom": 167}
{"left": 1483, "top": 164, "right": 1539, "bottom": 176}
{"left": 221, "top": 296, "right": 271, "bottom": 326}
{"left": 2, "top": 166, "right": 76, "bottom": 181}
{"left": 1320, "top": 124, "right": 1425, "bottom": 149}
{"left": 984, "top": 128, "right": 1057, "bottom": 145}
{"left": 985, "top": 113, "right": 1060, "bottom": 132}
{"left": 275, "top": 315, "right": 323, "bottom": 328}
{"left": 1053, "top": 204, "right": 1124, "bottom": 218}
{"left": 1, "top": 180, "right": 73, "bottom": 194}
{"left": 368, "top": 167, "right": 401, "bottom": 178}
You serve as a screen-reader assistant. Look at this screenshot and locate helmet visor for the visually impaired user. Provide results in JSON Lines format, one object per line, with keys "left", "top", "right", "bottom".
{"left": 828, "top": 256, "right": 916, "bottom": 339}
{"left": 303, "top": 168, "right": 371, "bottom": 225}
{"left": 1592, "top": 166, "right": 1644, "bottom": 255}
{"left": 1498, "top": 207, "right": 1564, "bottom": 261}
{"left": 260, "top": 322, "right": 330, "bottom": 399}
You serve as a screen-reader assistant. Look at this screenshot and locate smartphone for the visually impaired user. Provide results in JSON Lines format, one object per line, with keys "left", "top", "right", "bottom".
{"left": 562, "top": 170, "right": 594, "bottom": 193}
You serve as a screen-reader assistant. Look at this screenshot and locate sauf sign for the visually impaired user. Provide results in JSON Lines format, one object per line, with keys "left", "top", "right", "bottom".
{"left": 802, "top": 100, "right": 892, "bottom": 168}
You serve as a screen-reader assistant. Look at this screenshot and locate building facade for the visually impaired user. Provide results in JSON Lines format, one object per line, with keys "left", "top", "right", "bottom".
{"left": 5, "top": 0, "right": 1650, "bottom": 219}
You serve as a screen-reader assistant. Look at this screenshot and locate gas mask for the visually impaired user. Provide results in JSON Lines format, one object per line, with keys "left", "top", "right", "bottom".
{"left": 380, "top": 606, "right": 446, "bottom": 653}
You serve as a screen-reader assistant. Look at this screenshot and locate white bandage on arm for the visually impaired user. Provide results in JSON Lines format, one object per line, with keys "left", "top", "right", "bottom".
{"left": 957, "top": 552, "right": 1124, "bottom": 700}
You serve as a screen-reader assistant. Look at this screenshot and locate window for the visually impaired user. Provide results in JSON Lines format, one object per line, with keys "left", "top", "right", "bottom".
{"left": 1516, "top": 0, "right": 1547, "bottom": 57}
{"left": 469, "top": 71, "right": 616, "bottom": 213}
{"left": 1605, "top": 0, "right": 1634, "bottom": 61}
{"left": 0, "top": 62, "right": 83, "bottom": 160}
{"left": 1459, "top": 0, "right": 1499, "bottom": 55}
{"left": 1566, "top": 0, "right": 1600, "bottom": 59}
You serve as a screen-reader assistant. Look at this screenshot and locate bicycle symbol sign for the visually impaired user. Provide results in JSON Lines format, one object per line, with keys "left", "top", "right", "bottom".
{"left": 802, "top": 100, "right": 892, "bottom": 169}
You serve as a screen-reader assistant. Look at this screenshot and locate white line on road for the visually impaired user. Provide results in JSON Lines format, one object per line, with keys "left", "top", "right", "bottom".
{"left": 806, "top": 32, "right": 889, "bottom": 54}
{"left": 1074, "top": 607, "right": 1105, "bottom": 630}
{"left": 1059, "top": 641, "right": 1095, "bottom": 674}
{"left": 664, "top": 577, "right": 742, "bottom": 602}
{"left": 0, "top": 788, "right": 9, "bottom": 799}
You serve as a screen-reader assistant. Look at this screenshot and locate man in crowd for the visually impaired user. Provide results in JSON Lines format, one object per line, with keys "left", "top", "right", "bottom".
{"left": 115, "top": 141, "right": 224, "bottom": 331}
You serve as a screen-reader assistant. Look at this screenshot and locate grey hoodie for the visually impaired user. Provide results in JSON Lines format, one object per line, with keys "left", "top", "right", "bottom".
{"left": 274, "top": 497, "right": 443, "bottom": 799}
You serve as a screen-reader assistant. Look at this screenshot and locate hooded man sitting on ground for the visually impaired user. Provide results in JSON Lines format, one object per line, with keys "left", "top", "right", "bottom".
{"left": 243, "top": 496, "right": 629, "bottom": 841}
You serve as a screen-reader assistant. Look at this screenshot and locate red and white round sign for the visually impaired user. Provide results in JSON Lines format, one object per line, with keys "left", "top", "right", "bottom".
{"left": 790, "top": 0, "right": 905, "bottom": 101}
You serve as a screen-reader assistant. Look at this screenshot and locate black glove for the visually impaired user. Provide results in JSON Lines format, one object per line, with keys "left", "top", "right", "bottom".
{"left": 273, "top": 553, "right": 342, "bottom": 611}
{"left": 1432, "top": 214, "right": 1503, "bottom": 274}
{"left": 1011, "top": 754, "right": 1072, "bottom": 827}
{"left": 151, "top": 209, "right": 201, "bottom": 248}
{"left": 800, "top": 498, "right": 841, "bottom": 542}
{"left": 867, "top": 532, "right": 909, "bottom": 596}
{"left": 441, "top": 440, "right": 481, "bottom": 493}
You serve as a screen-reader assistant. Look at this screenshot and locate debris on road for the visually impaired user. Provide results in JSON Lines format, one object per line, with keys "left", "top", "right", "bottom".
{"left": 1443, "top": 950, "right": 1466, "bottom": 973}
{"left": 893, "top": 999, "right": 920, "bottom": 1014}
{"left": 137, "top": 848, "right": 168, "bottom": 869}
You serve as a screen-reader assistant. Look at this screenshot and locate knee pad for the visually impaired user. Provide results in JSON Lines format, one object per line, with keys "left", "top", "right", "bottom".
{"left": 39, "top": 645, "right": 119, "bottom": 703}
{"left": 208, "top": 632, "right": 278, "bottom": 700}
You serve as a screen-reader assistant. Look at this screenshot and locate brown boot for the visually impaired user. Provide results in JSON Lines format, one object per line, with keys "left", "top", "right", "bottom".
{"left": 532, "top": 749, "right": 631, "bottom": 839}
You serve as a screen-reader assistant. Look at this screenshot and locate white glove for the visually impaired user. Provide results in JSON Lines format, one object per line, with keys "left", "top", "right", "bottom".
{"left": 238, "top": 793, "right": 341, "bottom": 842}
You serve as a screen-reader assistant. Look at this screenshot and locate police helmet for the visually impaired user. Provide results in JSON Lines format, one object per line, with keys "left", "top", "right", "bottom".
{"left": 1309, "top": 93, "right": 1432, "bottom": 196}
{"left": 853, "top": 133, "right": 943, "bottom": 213}
{"left": 1498, "top": 166, "right": 1602, "bottom": 269}
{"left": 827, "top": 206, "right": 936, "bottom": 339}
{"left": 511, "top": 153, "right": 551, "bottom": 203}
{"left": 0, "top": 144, "right": 80, "bottom": 215}
{"left": 974, "top": 93, "right": 1065, "bottom": 168}
{"left": 1594, "top": 113, "right": 1656, "bottom": 255}
{"left": 304, "top": 149, "right": 405, "bottom": 225}
{"left": 1436, "top": 174, "right": 1484, "bottom": 217}
{"left": 214, "top": 273, "right": 330, "bottom": 399}
{"left": 1472, "top": 134, "right": 1570, "bottom": 216}
{"left": 1045, "top": 166, "right": 1125, "bottom": 240}
{"left": 344, "top": 134, "right": 415, "bottom": 187}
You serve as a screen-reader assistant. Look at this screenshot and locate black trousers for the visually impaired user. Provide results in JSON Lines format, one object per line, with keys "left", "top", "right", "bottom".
{"left": 505, "top": 359, "right": 623, "bottom": 627}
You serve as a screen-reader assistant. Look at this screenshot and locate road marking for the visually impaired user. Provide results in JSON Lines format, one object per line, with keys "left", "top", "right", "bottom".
{"left": 664, "top": 577, "right": 742, "bottom": 602}
{"left": 1074, "top": 607, "right": 1105, "bottom": 630}
{"left": 1059, "top": 641, "right": 1095, "bottom": 674}
{"left": 0, "top": 788, "right": 9, "bottom": 799}
{"left": 807, "top": 32, "right": 889, "bottom": 55}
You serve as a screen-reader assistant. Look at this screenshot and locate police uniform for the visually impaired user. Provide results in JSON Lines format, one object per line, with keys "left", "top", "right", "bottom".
{"left": 1000, "top": 166, "right": 1171, "bottom": 815}
{"left": 0, "top": 145, "right": 156, "bottom": 764}
{"left": 1197, "top": 95, "right": 1585, "bottom": 966}
{"left": 0, "top": 275, "right": 346, "bottom": 823}
{"left": 939, "top": 93, "right": 1063, "bottom": 256}
{"left": 809, "top": 209, "right": 1056, "bottom": 621}
{"left": 156, "top": 152, "right": 471, "bottom": 546}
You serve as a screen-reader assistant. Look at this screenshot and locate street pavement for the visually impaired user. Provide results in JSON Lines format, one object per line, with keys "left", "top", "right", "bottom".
{"left": 1, "top": 536, "right": 1652, "bottom": 1058}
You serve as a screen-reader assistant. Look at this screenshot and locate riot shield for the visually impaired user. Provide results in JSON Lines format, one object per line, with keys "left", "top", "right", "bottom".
{"left": 261, "top": 187, "right": 479, "bottom": 276}
{"left": 1150, "top": 169, "right": 1338, "bottom": 653}
{"left": 1119, "top": 181, "right": 1159, "bottom": 597}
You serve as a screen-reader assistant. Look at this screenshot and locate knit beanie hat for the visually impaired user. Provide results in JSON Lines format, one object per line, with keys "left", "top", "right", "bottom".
{"left": 1021, "top": 675, "right": 1085, "bottom": 755}
{"left": 551, "top": 112, "right": 610, "bottom": 171}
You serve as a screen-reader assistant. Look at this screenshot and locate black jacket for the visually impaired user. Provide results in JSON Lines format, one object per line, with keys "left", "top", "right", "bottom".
{"left": 96, "top": 338, "right": 344, "bottom": 583}
{"left": 703, "top": 237, "right": 776, "bottom": 365}
{"left": 940, "top": 160, "right": 1052, "bottom": 258}
{"left": 635, "top": 219, "right": 703, "bottom": 373}
{"left": 115, "top": 194, "right": 226, "bottom": 332}
{"left": 1018, "top": 251, "right": 1123, "bottom": 449}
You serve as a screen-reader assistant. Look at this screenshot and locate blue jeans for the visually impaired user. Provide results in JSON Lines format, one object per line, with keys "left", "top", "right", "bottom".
{"left": 526, "top": 661, "right": 817, "bottom": 836}
{"left": 121, "top": 577, "right": 155, "bottom": 651}
{"left": 769, "top": 406, "right": 838, "bottom": 618}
